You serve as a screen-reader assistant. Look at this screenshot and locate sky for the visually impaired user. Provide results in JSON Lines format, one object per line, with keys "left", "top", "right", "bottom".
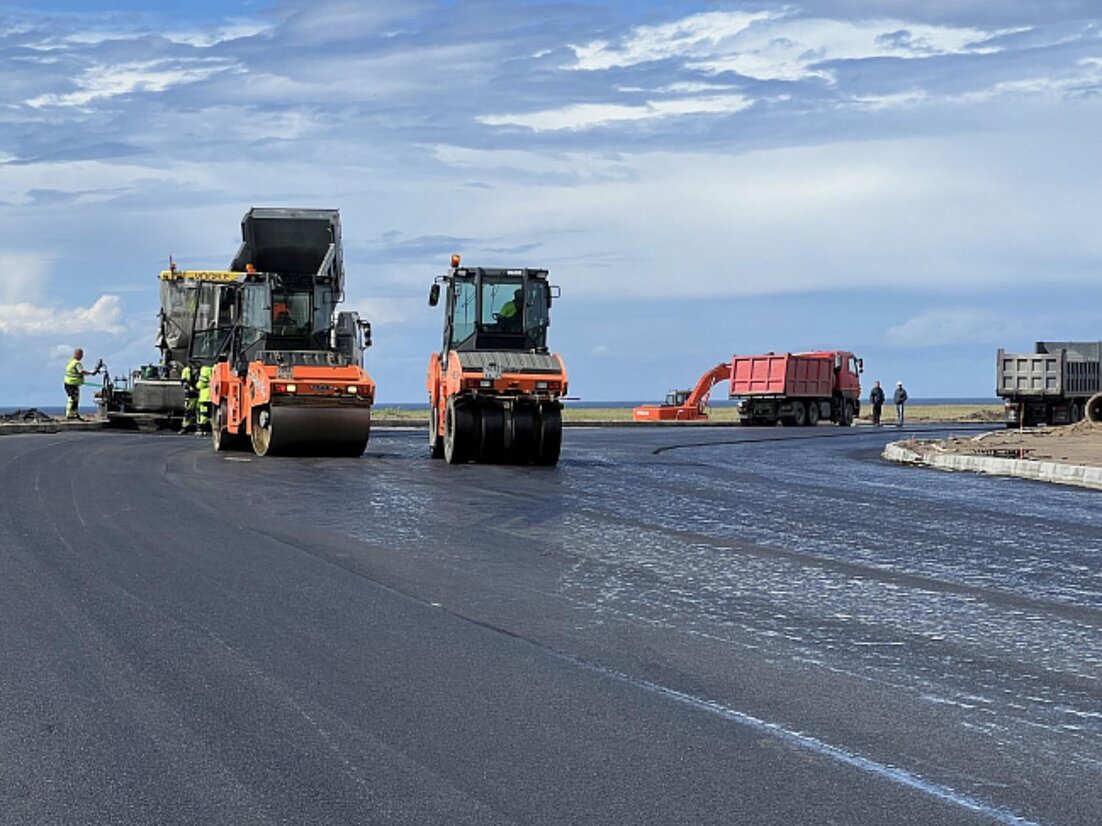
{"left": 1, "top": 0, "right": 1101, "bottom": 404}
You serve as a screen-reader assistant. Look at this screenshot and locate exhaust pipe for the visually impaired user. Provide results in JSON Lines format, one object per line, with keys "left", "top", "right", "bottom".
{"left": 1087, "top": 393, "right": 1102, "bottom": 424}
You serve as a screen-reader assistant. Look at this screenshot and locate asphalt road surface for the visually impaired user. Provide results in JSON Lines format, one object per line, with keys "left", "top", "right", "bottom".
{"left": 1, "top": 425, "right": 1098, "bottom": 825}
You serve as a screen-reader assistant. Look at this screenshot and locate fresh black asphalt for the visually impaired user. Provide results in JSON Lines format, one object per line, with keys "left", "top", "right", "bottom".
{"left": 1, "top": 426, "right": 1098, "bottom": 824}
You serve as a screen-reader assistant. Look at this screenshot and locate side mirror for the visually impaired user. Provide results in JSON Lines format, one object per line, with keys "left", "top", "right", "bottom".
{"left": 428, "top": 284, "right": 440, "bottom": 306}
{"left": 548, "top": 285, "right": 561, "bottom": 308}
{"left": 857, "top": 358, "right": 864, "bottom": 374}
{"left": 359, "top": 320, "right": 373, "bottom": 349}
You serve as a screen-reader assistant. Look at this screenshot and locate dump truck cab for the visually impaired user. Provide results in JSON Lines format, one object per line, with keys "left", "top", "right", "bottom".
{"left": 426, "top": 256, "right": 567, "bottom": 465}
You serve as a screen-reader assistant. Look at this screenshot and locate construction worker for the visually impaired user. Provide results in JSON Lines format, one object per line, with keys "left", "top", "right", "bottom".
{"left": 179, "top": 362, "right": 199, "bottom": 434}
{"left": 196, "top": 364, "right": 213, "bottom": 435}
{"left": 894, "top": 381, "right": 909, "bottom": 426}
{"left": 63, "top": 348, "right": 97, "bottom": 420}
{"left": 869, "top": 381, "right": 886, "bottom": 427}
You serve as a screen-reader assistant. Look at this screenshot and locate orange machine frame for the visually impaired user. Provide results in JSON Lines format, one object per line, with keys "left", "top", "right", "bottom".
{"left": 632, "top": 361, "right": 732, "bottom": 421}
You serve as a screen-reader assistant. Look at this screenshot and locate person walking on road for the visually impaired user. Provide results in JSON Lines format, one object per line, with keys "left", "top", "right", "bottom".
{"left": 63, "top": 348, "right": 97, "bottom": 420}
{"left": 869, "top": 381, "right": 886, "bottom": 426}
{"left": 893, "top": 381, "right": 909, "bottom": 426}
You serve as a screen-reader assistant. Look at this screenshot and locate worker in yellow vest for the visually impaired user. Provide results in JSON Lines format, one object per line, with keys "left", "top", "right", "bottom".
{"left": 196, "top": 365, "right": 213, "bottom": 435}
{"left": 63, "top": 348, "right": 97, "bottom": 420}
{"left": 179, "top": 363, "right": 199, "bottom": 434}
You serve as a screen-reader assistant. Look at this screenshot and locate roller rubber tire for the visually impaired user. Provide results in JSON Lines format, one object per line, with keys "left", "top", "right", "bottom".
{"left": 510, "top": 405, "right": 539, "bottom": 464}
{"left": 480, "top": 405, "right": 505, "bottom": 463}
{"left": 536, "top": 405, "right": 562, "bottom": 466}
{"left": 429, "top": 405, "right": 444, "bottom": 459}
{"left": 444, "top": 398, "right": 476, "bottom": 464}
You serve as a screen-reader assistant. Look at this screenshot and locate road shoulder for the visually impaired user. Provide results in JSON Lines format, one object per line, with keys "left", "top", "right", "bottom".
{"left": 883, "top": 431, "right": 1102, "bottom": 491}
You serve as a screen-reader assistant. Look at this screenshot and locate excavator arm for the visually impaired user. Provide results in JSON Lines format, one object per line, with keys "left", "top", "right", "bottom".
{"left": 684, "top": 362, "right": 734, "bottom": 414}
{"left": 633, "top": 361, "right": 732, "bottom": 421}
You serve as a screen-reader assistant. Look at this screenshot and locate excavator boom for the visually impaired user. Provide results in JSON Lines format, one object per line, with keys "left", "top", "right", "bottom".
{"left": 633, "top": 361, "right": 732, "bottom": 421}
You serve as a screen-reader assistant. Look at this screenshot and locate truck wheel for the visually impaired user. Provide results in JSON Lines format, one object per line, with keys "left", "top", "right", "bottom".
{"left": 805, "top": 401, "right": 820, "bottom": 426}
{"left": 1087, "top": 393, "right": 1102, "bottom": 424}
{"left": 429, "top": 405, "right": 444, "bottom": 459}
{"left": 784, "top": 405, "right": 811, "bottom": 429}
{"left": 837, "top": 401, "right": 854, "bottom": 427}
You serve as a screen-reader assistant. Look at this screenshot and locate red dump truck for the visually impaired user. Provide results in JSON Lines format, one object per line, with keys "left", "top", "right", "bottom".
{"left": 731, "top": 351, "right": 863, "bottom": 426}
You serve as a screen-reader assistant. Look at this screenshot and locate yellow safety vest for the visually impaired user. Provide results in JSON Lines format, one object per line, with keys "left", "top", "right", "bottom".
{"left": 65, "top": 358, "right": 84, "bottom": 386}
{"left": 197, "top": 365, "right": 212, "bottom": 404}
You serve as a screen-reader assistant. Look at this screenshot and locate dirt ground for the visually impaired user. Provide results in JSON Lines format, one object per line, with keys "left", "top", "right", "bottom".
{"left": 909, "top": 421, "right": 1102, "bottom": 467}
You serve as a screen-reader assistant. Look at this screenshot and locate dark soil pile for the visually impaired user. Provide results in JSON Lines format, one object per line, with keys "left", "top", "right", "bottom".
{"left": 0, "top": 408, "right": 55, "bottom": 423}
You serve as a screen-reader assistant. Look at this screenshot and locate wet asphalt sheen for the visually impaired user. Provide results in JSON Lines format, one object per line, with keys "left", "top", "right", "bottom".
{"left": 0, "top": 426, "right": 1098, "bottom": 825}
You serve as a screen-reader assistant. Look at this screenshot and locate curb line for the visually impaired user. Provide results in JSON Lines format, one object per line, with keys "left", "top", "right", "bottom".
{"left": 883, "top": 441, "right": 1102, "bottom": 491}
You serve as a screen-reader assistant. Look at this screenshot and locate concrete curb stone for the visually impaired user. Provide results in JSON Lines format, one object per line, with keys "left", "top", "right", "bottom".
{"left": 883, "top": 441, "right": 1102, "bottom": 491}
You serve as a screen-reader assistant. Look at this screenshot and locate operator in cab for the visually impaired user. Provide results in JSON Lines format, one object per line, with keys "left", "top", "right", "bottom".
{"left": 497, "top": 288, "right": 524, "bottom": 332}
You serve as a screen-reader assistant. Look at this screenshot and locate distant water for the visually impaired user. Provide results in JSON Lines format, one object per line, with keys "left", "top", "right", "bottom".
{"left": 2, "top": 398, "right": 1001, "bottom": 417}
{"left": 293, "top": 397, "right": 1002, "bottom": 411}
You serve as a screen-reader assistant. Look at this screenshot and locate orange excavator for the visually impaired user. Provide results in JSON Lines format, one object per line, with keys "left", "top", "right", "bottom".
{"left": 633, "top": 362, "right": 732, "bottom": 421}
{"left": 426, "top": 255, "right": 567, "bottom": 464}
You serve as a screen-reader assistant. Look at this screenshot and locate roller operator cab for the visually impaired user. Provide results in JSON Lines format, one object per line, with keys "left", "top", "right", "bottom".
{"left": 426, "top": 255, "right": 568, "bottom": 465}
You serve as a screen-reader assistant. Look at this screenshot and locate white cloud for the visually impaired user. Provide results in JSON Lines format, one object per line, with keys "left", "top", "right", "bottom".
{"left": 431, "top": 145, "right": 631, "bottom": 180}
{"left": 885, "top": 309, "right": 1004, "bottom": 347}
{"left": 479, "top": 94, "right": 753, "bottom": 131}
{"left": 406, "top": 132, "right": 1102, "bottom": 300}
{"left": 571, "top": 11, "right": 777, "bottom": 71}
{"left": 849, "top": 90, "right": 930, "bottom": 110}
{"left": 0, "top": 295, "right": 124, "bottom": 335}
{"left": 571, "top": 11, "right": 1017, "bottom": 83}
{"left": 352, "top": 297, "right": 423, "bottom": 325}
{"left": 948, "top": 57, "right": 1102, "bottom": 104}
{"left": 163, "top": 19, "right": 275, "bottom": 48}
{"left": 0, "top": 159, "right": 227, "bottom": 207}
{"left": 0, "top": 253, "right": 51, "bottom": 303}
{"left": 26, "top": 59, "right": 239, "bottom": 108}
